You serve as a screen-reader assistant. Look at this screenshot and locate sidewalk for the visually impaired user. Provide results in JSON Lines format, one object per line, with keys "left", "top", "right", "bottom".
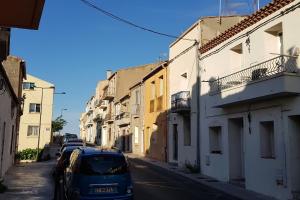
{"left": 127, "top": 153, "right": 277, "bottom": 200}
{"left": 0, "top": 160, "right": 56, "bottom": 200}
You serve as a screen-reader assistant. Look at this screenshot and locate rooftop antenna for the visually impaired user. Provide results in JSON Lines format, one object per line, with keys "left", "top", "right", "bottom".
{"left": 253, "top": 0, "right": 260, "bottom": 12}
{"left": 218, "top": 0, "right": 222, "bottom": 24}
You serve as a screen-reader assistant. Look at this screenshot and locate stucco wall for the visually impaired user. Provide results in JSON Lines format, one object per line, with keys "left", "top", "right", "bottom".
{"left": 0, "top": 69, "right": 18, "bottom": 177}
{"left": 18, "top": 74, "right": 54, "bottom": 151}
{"left": 200, "top": 1, "right": 300, "bottom": 199}
{"left": 144, "top": 67, "right": 168, "bottom": 161}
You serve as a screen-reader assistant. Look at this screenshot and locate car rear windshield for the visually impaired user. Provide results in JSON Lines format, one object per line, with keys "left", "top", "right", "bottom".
{"left": 80, "top": 154, "right": 128, "bottom": 175}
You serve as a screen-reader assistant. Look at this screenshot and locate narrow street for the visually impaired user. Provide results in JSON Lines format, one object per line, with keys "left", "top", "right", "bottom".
{"left": 129, "top": 158, "right": 239, "bottom": 200}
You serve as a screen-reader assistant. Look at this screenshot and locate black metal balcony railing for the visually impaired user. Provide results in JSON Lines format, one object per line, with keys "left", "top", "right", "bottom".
{"left": 210, "top": 55, "right": 298, "bottom": 95}
{"left": 171, "top": 91, "right": 191, "bottom": 113}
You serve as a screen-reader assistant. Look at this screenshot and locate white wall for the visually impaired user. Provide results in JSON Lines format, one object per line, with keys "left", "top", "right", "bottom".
{"left": 200, "top": 1, "right": 300, "bottom": 199}
{"left": 168, "top": 23, "right": 199, "bottom": 167}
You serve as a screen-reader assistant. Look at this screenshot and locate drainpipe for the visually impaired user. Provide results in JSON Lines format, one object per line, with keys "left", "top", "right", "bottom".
{"left": 195, "top": 41, "right": 201, "bottom": 171}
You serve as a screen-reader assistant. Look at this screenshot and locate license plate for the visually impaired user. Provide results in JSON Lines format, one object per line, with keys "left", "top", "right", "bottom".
{"left": 94, "top": 187, "right": 117, "bottom": 193}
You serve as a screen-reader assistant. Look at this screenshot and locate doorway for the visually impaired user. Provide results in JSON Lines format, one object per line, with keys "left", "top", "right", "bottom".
{"left": 228, "top": 118, "right": 245, "bottom": 186}
{"left": 173, "top": 124, "right": 178, "bottom": 161}
{"left": 288, "top": 115, "right": 300, "bottom": 195}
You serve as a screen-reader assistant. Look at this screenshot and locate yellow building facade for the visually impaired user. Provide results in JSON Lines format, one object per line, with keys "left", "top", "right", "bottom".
{"left": 143, "top": 63, "right": 168, "bottom": 162}
{"left": 18, "top": 74, "right": 54, "bottom": 151}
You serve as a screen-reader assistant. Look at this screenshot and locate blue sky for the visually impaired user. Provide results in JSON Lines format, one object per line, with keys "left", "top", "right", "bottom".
{"left": 10, "top": 0, "right": 270, "bottom": 134}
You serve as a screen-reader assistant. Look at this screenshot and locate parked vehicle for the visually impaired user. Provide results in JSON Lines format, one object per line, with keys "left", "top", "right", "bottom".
{"left": 65, "top": 138, "right": 84, "bottom": 144}
{"left": 54, "top": 146, "right": 83, "bottom": 179}
{"left": 64, "top": 147, "right": 133, "bottom": 200}
{"left": 60, "top": 142, "right": 84, "bottom": 152}
{"left": 63, "top": 133, "right": 78, "bottom": 143}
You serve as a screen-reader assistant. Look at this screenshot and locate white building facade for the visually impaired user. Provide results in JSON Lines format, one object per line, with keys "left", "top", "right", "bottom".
{"left": 199, "top": 0, "right": 300, "bottom": 199}
{"left": 168, "top": 16, "right": 245, "bottom": 168}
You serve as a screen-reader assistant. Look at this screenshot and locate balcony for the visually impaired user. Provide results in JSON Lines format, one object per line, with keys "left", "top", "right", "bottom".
{"left": 115, "top": 112, "right": 130, "bottom": 126}
{"left": 209, "top": 55, "right": 300, "bottom": 108}
{"left": 99, "top": 100, "right": 108, "bottom": 109}
{"left": 103, "top": 89, "right": 115, "bottom": 100}
{"left": 104, "top": 113, "right": 114, "bottom": 123}
{"left": 93, "top": 113, "right": 102, "bottom": 122}
{"left": 171, "top": 91, "right": 191, "bottom": 113}
{"left": 131, "top": 104, "right": 140, "bottom": 117}
{"left": 86, "top": 120, "right": 93, "bottom": 127}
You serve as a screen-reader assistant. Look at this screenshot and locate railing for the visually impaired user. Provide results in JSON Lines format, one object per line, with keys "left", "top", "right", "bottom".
{"left": 210, "top": 55, "right": 298, "bottom": 95}
{"left": 100, "top": 100, "right": 108, "bottom": 108}
{"left": 171, "top": 91, "right": 190, "bottom": 112}
{"left": 115, "top": 112, "right": 130, "bottom": 120}
{"left": 103, "top": 88, "right": 115, "bottom": 99}
{"left": 150, "top": 99, "right": 155, "bottom": 113}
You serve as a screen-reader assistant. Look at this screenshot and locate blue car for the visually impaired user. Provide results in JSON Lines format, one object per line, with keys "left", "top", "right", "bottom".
{"left": 64, "top": 147, "right": 133, "bottom": 200}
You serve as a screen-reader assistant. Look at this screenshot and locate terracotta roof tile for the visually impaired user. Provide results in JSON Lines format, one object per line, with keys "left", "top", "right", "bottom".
{"left": 199, "top": 0, "right": 295, "bottom": 54}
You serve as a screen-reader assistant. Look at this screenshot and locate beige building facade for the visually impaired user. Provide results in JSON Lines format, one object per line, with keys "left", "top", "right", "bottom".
{"left": 18, "top": 74, "right": 54, "bottom": 151}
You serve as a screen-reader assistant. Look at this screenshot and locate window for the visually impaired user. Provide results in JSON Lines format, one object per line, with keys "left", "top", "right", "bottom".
{"left": 265, "top": 23, "right": 283, "bottom": 55}
{"left": 22, "top": 82, "right": 35, "bottom": 90}
{"left": 230, "top": 43, "right": 243, "bottom": 70}
{"left": 150, "top": 81, "right": 155, "bottom": 100}
{"left": 184, "top": 117, "right": 191, "bottom": 146}
{"left": 27, "top": 125, "right": 39, "bottom": 137}
{"left": 209, "top": 126, "right": 222, "bottom": 154}
{"left": 29, "top": 103, "right": 40, "bottom": 113}
{"left": 80, "top": 155, "right": 128, "bottom": 175}
{"left": 151, "top": 124, "right": 158, "bottom": 144}
{"left": 260, "top": 121, "right": 275, "bottom": 159}
{"left": 135, "top": 90, "right": 140, "bottom": 105}
{"left": 10, "top": 125, "right": 14, "bottom": 154}
{"left": 134, "top": 126, "right": 139, "bottom": 144}
{"left": 159, "top": 76, "right": 164, "bottom": 97}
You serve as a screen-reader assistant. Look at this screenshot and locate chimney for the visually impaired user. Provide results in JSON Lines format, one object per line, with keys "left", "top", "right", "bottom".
{"left": 106, "top": 70, "right": 112, "bottom": 79}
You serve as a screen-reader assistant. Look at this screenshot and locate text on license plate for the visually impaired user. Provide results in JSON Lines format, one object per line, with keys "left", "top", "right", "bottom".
{"left": 94, "top": 187, "right": 117, "bottom": 193}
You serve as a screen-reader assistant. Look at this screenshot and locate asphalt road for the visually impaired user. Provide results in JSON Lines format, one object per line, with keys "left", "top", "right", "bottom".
{"left": 129, "top": 158, "right": 240, "bottom": 200}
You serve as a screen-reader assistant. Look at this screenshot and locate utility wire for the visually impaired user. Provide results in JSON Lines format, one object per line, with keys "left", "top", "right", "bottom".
{"left": 80, "top": 0, "right": 196, "bottom": 42}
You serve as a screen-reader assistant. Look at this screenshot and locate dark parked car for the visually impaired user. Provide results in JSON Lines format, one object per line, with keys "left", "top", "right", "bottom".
{"left": 65, "top": 138, "right": 84, "bottom": 144}
{"left": 60, "top": 142, "right": 84, "bottom": 152}
{"left": 64, "top": 147, "right": 133, "bottom": 200}
{"left": 63, "top": 133, "right": 78, "bottom": 143}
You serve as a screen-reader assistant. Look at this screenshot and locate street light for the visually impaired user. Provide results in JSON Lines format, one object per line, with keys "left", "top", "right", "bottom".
{"left": 60, "top": 108, "right": 67, "bottom": 117}
{"left": 34, "top": 85, "right": 54, "bottom": 160}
